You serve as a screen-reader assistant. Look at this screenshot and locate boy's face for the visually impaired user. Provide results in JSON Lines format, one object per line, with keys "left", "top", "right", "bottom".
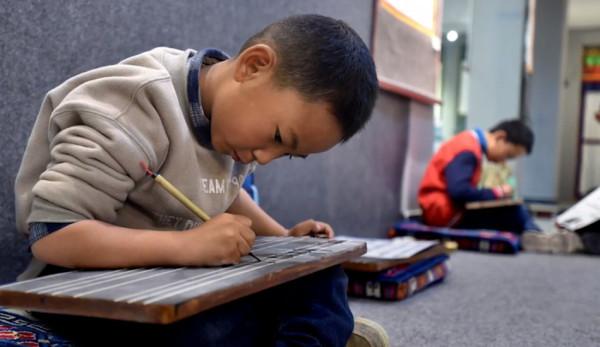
{"left": 208, "top": 45, "right": 343, "bottom": 165}
{"left": 486, "top": 130, "right": 527, "bottom": 163}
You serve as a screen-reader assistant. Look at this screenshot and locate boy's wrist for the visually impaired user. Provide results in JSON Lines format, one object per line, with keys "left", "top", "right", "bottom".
{"left": 268, "top": 226, "right": 289, "bottom": 237}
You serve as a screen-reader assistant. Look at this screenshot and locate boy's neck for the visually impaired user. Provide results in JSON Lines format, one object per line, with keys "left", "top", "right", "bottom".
{"left": 199, "top": 61, "right": 226, "bottom": 120}
{"left": 483, "top": 131, "right": 493, "bottom": 146}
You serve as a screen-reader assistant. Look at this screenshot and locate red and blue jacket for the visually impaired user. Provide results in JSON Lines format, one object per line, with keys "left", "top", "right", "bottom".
{"left": 418, "top": 129, "right": 500, "bottom": 226}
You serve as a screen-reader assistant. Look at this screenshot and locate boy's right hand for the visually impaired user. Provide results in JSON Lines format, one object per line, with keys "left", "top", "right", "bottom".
{"left": 500, "top": 184, "right": 514, "bottom": 198}
{"left": 177, "top": 213, "right": 255, "bottom": 266}
{"left": 493, "top": 184, "right": 514, "bottom": 198}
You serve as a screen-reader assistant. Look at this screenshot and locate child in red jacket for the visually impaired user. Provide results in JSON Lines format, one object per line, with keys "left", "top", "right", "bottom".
{"left": 419, "top": 119, "right": 583, "bottom": 253}
{"left": 418, "top": 119, "right": 535, "bottom": 232}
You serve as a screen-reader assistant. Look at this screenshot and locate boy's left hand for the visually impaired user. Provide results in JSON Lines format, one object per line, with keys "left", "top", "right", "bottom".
{"left": 288, "top": 219, "right": 334, "bottom": 239}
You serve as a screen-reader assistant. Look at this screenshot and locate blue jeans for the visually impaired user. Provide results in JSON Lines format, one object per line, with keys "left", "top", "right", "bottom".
{"left": 33, "top": 265, "right": 353, "bottom": 347}
{"left": 457, "top": 204, "right": 540, "bottom": 233}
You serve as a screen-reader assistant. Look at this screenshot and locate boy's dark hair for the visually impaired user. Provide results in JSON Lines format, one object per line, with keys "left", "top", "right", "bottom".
{"left": 490, "top": 119, "right": 534, "bottom": 154}
{"left": 239, "top": 14, "right": 378, "bottom": 142}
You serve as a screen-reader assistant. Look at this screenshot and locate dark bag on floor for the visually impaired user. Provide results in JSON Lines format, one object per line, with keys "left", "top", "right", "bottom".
{"left": 577, "top": 221, "right": 600, "bottom": 255}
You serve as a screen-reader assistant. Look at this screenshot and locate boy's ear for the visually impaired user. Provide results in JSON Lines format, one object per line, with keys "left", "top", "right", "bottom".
{"left": 493, "top": 129, "right": 507, "bottom": 142}
{"left": 234, "top": 44, "right": 277, "bottom": 82}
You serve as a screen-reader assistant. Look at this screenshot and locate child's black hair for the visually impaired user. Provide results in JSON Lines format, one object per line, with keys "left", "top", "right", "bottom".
{"left": 239, "top": 14, "right": 378, "bottom": 142}
{"left": 490, "top": 119, "right": 535, "bottom": 154}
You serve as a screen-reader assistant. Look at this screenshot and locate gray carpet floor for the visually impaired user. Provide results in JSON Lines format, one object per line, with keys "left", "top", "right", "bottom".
{"left": 349, "top": 251, "right": 600, "bottom": 347}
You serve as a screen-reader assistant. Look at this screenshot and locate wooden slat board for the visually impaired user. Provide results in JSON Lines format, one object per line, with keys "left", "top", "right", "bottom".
{"left": 343, "top": 244, "right": 449, "bottom": 272}
{"left": 0, "top": 237, "right": 365, "bottom": 324}
{"left": 466, "top": 198, "right": 523, "bottom": 210}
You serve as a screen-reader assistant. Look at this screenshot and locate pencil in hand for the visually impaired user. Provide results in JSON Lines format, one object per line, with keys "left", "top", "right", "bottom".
{"left": 140, "top": 161, "right": 261, "bottom": 262}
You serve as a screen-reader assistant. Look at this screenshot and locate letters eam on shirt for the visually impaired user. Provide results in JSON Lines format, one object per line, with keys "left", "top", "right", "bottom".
{"left": 200, "top": 174, "right": 246, "bottom": 195}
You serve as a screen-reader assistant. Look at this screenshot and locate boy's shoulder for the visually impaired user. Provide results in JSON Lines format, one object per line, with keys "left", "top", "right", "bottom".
{"left": 436, "top": 130, "right": 475, "bottom": 148}
{"left": 48, "top": 47, "right": 191, "bottom": 120}
{"left": 435, "top": 130, "right": 481, "bottom": 158}
{"left": 118, "top": 47, "right": 190, "bottom": 71}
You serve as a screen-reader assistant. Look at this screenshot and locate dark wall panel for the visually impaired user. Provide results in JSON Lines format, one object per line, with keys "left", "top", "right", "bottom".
{"left": 257, "top": 91, "right": 409, "bottom": 237}
{"left": 0, "top": 0, "right": 409, "bottom": 283}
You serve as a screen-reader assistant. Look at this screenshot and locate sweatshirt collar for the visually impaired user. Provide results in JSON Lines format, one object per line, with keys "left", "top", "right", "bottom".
{"left": 473, "top": 128, "right": 488, "bottom": 155}
{"left": 187, "top": 48, "right": 229, "bottom": 149}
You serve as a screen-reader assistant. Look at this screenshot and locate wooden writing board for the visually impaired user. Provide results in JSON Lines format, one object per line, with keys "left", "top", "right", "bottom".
{"left": 343, "top": 244, "right": 449, "bottom": 272}
{"left": 0, "top": 237, "right": 365, "bottom": 324}
{"left": 466, "top": 198, "right": 523, "bottom": 210}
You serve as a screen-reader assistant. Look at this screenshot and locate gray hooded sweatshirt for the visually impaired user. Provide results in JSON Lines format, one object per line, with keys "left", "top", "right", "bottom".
{"left": 15, "top": 47, "right": 254, "bottom": 277}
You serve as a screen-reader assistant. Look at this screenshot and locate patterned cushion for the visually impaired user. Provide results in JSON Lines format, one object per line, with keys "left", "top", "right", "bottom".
{"left": 391, "top": 221, "right": 520, "bottom": 254}
{"left": 347, "top": 255, "right": 448, "bottom": 301}
{"left": 0, "top": 308, "right": 73, "bottom": 346}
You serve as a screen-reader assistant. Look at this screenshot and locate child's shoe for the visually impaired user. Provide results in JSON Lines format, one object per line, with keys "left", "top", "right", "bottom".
{"left": 346, "top": 317, "right": 390, "bottom": 347}
{"left": 521, "top": 229, "right": 583, "bottom": 254}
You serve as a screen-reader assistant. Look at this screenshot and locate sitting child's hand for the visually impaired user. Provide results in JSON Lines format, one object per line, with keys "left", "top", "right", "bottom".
{"left": 178, "top": 213, "right": 255, "bottom": 266}
{"left": 500, "top": 184, "right": 514, "bottom": 198}
{"left": 287, "top": 219, "right": 334, "bottom": 239}
{"left": 493, "top": 184, "right": 514, "bottom": 198}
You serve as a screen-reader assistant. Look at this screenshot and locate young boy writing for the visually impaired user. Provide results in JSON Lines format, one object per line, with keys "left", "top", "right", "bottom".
{"left": 418, "top": 119, "right": 538, "bottom": 233}
{"left": 15, "top": 15, "right": 378, "bottom": 346}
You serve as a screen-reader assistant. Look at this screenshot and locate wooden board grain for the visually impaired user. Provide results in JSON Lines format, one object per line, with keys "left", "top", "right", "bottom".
{"left": 465, "top": 199, "right": 523, "bottom": 210}
{"left": 342, "top": 243, "right": 449, "bottom": 272}
{"left": 0, "top": 236, "right": 365, "bottom": 324}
